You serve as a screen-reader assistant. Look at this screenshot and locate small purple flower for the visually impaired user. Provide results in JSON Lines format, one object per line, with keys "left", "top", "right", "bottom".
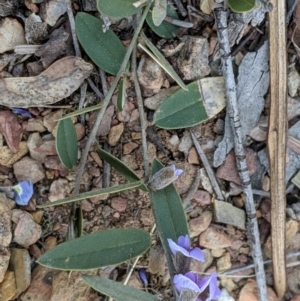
{"left": 168, "top": 234, "right": 204, "bottom": 262}
{"left": 173, "top": 272, "right": 221, "bottom": 301}
{"left": 12, "top": 181, "right": 33, "bottom": 206}
{"left": 138, "top": 268, "right": 148, "bottom": 286}
{"left": 12, "top": 108, "right": 32, "bottom": 118}
{"left": 197, "top": 272, "right": 221, "bottom": 301}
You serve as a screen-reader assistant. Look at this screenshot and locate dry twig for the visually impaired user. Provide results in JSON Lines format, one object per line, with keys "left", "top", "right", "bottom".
{"left": 268, "top": 0, "right": 288, "bottom": 298}
{"left": 214, "top": 7, "right": 268, "bottom": 301}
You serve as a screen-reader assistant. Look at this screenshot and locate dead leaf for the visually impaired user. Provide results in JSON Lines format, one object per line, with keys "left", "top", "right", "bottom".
{"left": 0, "top": 111, "right": 23, "bottom": 153}
{"left": 0, "top": 18, "right": 26, "bottom": 54}
{"left": 0, "top": 56, "right": 93, "bottom": 108}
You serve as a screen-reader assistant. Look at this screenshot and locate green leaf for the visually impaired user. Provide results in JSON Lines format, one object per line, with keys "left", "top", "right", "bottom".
{"left": 82, "top": 276, "right": 160, "bottom": 301}
{"left": 75, "top": 13, "right": 126, "bottom": 75}
{"left": 96, "top": 146, "right": 148, "bottom": 191}
{"left": 152, "top": 0, "right": 167, "bottom": 26}
{"left": 228, "top": 0, "right": 256, "bottom": 12}
{"left": 37, "top": 229, "right": 151, "bottom": 270}
{"left": 56, "top": 118, "right": 78, "bottom": 169}
{"left": 57, "top": 103, "right": 103, "bottom": 121}
{"left": 97, "top": 0, "right": 141, "bottom": 17}
{"left": 146, "top": 5, "right": 179, "bottom": 39}
{"left": 117, "top": 77, "right": 127, "bottom": 111}
{"left": 36, "top": 181, "right": 142, "bottom": 208}
{"left": 154, "top": 81, "right": 208, "bottom": 129}
{"left": 149, "top": 159, "right": 188, "bottom": 249}
{"left": 139, "top": 32, "right": 187, "bottom": 91}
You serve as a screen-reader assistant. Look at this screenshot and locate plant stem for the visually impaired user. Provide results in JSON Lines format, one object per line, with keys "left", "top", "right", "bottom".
{"left": 214, "top": 7, "right": 268, "bottom": 301}
{"left": 72, "top": 0, "right": 153, "bottom": 214}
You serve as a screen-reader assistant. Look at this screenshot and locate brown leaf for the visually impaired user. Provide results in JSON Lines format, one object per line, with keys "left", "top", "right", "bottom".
{"left": 0, "top": 56, "right": 93, "bottom": 108}
{"left": 0, "top": 111, "right": 23, "bottom": 153}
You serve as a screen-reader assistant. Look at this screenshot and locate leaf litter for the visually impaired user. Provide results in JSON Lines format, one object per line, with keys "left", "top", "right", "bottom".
{"left": 0, "top": 1, "right": 299, "bottom": 301}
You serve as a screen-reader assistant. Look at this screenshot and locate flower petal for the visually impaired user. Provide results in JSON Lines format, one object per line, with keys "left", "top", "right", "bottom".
{"left": 173, "top": 274, "right": 201, "bottom": 294}
{"left": 185, "top": 272, "right": 199, "bottom": 283}
{"left": 197, "top": 275, "right": 211, "bottom": 294}
{"left": 208, "top": 272, "right": 221, "bottom": 301}
{"left": 175, "top": 168, "right": 183, "bottom": 177}
{"left": 177, "top": 234, "right": 190, "bottom": 250}
{"left": 189, "top": 247, "right": 205, "bottom": 262}
{"left": 138, "top": 269, "right": 148, "bottom": 286}
{"left": 12, "top": 108, "right": 32, "bottom": 118}
{"left": 168, "top": 238, "right": 190, "bottom": 257}
{"left": 170, "top": 164, "right": 176, "bottom": 171}
{"left": 13, "top": 181, "right": 33, "bottom": 206}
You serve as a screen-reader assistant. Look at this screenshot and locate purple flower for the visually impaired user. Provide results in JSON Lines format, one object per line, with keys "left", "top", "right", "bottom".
{"left": 147, "top": 164, "right": 183, "bottom": 191}
{"left": 138, "top": 268, "right": 148, "bottom": 286}
{"left": 168, "top": 234, "right": 204, "bottom": 262}
{"left": 197, "top": 272, "right": 221, "bottom": 301}
{"left": 173, "top": 272, "right": 221, "bottom": 301}
{"left": 12, "top": 108, "right": 32, "bottom": 118}
{"left": 12, "top": 181, "right": 33, "bottom": 206}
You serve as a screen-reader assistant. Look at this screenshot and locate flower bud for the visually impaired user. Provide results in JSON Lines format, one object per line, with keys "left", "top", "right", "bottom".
{"left": 147, "top": 165, "right": 183, "bottom": 191}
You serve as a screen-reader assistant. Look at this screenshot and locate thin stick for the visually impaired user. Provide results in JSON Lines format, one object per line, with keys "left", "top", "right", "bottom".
{"left": 268, "top": 0, "right": 287, "bottom": 298}
{"left": 65, "top": 0, "right": 83, "bottom": 240}
{"left": 222, "top": 251, "right": 300, "bottom": 275}
{"left": 131, "top": 45, "right": 149, "bottom": 178}
{"left": 87, "top": 77, "right": 104, "bottom": 99}
{"left": 102, "top": 142, "right": 111, "bottom": 188}
{"left": 214, "top": 7, "right": 268, "bottom": 301}
{"left": 73, "top": 1, "right": 153, "bottom": 202}
{"left": 65, "top": 0, "right": 81, "bottom": 57}
{"left": 190, "top": 130, "right": 224, "bottom": 201}
{"left": 173, "top": 0, "right": 187, "bottom": 16}
{"left": 164, "top": 16, "right": 193, "bottom": 28}
{"left": 78, "top": 80, "right": 87, "bottom": 124}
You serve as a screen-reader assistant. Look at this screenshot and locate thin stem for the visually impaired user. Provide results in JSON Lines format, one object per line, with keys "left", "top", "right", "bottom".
{"left": 72, "top": 0, "right": 153, "bottom": 208}
{"left": 190, "top": 130, "right": 224, "bottom": 201}
{"left": 65, "top": 0, "right": 81, "bottom": 57}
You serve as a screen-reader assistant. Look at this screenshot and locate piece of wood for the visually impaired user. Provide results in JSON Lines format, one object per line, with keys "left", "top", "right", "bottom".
{"left": 268, "top": 0, "right": 287, "bottom": 299}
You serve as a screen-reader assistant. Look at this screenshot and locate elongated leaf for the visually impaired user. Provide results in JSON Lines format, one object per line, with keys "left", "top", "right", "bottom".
{"left": 57, "top": 103, "right": 103, "bottom": 121}
{"left": 154, "top": 81, "right": 208, "bottom": 129}
{"left": 117, "top": 77, "right": 127, "bottom": 111}
{"left": 96, "top": 146, "right": 148, "bottom": 191}
{"left": 56, "top": 118, "right": 78, "bottom": 169}
{"left": 83, "top": 276, "right": 160, "bottom": 301}
{"left": 139, "top": 32, "right": 187, "bottom": 90}
{"left": 149, "top": 159, "right": 188, "bottom": 249}
{"left": 146, "top": 5, "right": 179, "bottom": 39}
{"left": 36, "top": 181, "right": 142, "bottom": 208}
{"left": 75, "top": 13, "right": 126, "bottom": 75}
{"left": 228, "top": 0, "right": 255, "bottom": 12}
{"left": 97, "top": 0, "right": 141, "bottom": 17}
{"left": 37, "top": 229, "right": 151, "bottom": 270}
